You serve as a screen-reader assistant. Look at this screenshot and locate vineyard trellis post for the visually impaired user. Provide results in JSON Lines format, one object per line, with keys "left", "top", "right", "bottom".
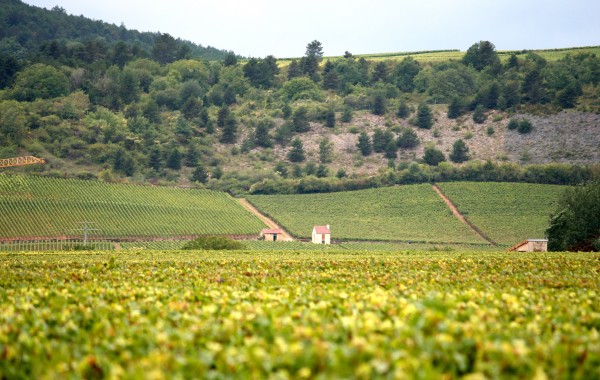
{"left": 72, "top": 222, "right": 100, "bottom": 247}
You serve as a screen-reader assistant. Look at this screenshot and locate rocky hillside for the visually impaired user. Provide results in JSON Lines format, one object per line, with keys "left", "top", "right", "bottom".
{"left": 504, "top": 111, "right": 600, "bottom": 164}
{"left": 224, "top": 108, "right": 600, "bottom": 178}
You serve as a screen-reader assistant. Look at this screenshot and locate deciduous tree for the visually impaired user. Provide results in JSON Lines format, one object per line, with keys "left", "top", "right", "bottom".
{"left": 462, "top": 40, "right": 500, "bottom": 71}
{"left": 546, "top": 180, "right": 600, "bottom": 251}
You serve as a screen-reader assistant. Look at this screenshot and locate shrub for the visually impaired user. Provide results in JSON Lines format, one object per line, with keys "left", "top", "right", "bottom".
{"left": 396, "top": 100, "right": 410, "bottom": 119}
{"left": 518, "top": 118, "right": 533, "bottom": 134}
{"left": 507, "top": 119, "right": 519, "bottom": 130}
{"left": 182, "top": 236, "right": 246, "bottom": 250}
{"left": 397, "top": 128, "right": 420, "bottom": 149}
{"left": 423, "top": 146, "right": 446, "bottom": 166}
{"left": 472, "top": 105, "right": 486, "bottom": 124}
{"left": 336, "top": 169, "right": 347, "bottom": 179}
{"left": 341, "top": 106, "right": 353, "bottom": 123}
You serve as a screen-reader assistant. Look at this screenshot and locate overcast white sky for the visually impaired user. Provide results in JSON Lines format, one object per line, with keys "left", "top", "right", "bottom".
{"left": 22, "top": 0, "right": 600, "bottom": 58}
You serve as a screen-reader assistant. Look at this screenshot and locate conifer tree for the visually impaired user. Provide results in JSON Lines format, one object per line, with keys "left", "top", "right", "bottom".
{"left": 396, "top": 100, "right": 410, "bottom": 119}
{"left": 220, "top": 114, "right": 238, "bottom": 144}
{"left": 417, "top": 103, "right": 433, "bottom": 129}
{"left": 449, "top": 139, "right": 470, "bottom": 163}
{"left": 357, "top": 132, "right": 372, "bottom": 156}
{"left": 287, "top": 138, "right": 306, "bottom": 162}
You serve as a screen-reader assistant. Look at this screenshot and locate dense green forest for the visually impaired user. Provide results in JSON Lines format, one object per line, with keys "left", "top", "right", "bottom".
{"left": 1, "top": 0, "right": 599, "bottom": 194}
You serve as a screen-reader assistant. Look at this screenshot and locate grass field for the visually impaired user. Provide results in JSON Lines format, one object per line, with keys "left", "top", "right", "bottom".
{"left": 1, "top": 250, "right": 598, "bottom": 378}
{"left": 437, "top": 182, "right": 564, "bottom": 246}
{"left": 0, "top": 174, "right": 265, "bottom": 238}
{"left": 276, "top": 46, "right": 600, "bottom": 66}
{"left": 248, "top": 184, "right": 487, "bottom": 244}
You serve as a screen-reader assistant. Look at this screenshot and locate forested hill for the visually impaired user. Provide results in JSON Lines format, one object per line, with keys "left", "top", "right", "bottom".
{"left": 0, "top": 0, "right": 599, "bottom": 195}
{"left": 0, "top": 0, "right": 231, "bottom": 62}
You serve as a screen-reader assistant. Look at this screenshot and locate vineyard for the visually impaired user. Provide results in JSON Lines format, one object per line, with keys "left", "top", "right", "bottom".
{"left": 436, "top": 182, "right": 564, "bottom": 245}
{"left": 248, "top": 183, "right": 566, "bottom": 247}
{"left": 248, "top": 185, "right": 488, "bottom": 244}
{"left": 0, "top": 174, "right": 265, "bottom": 239}
{"left": 1, "top": 250, "right": 598, "bottom": 378}
{"left": 0, "top": 175, "right": 567, "bottom": 250}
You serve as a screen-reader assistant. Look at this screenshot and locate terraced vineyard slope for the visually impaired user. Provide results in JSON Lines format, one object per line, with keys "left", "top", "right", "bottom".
{"left": 248, "top": 184, "right": 487, "bottom": 244}
{"left": 0, "top": 174, "right": 265, "bottom": 238}
{"left": 436, "top": 182, "right": 564, "bottom": 246}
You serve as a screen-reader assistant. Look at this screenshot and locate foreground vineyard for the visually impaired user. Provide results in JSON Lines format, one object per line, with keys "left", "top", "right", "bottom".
{"left": 0, "top": 174, "right": 265, "bottom": 238}
{"left": 437, "top": 182, "right": 564, "bottom": 245}
{"left": 0, "top": 251, "right": 598, "bottom": 378}
{"left": 248, "top": 185, "right": 487, "bottom": 244}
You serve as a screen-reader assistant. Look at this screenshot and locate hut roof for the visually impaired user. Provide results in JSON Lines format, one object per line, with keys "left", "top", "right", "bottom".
{"left": 508, "top": 238, "right": 548, "bottom": 251}
{"left": 261, "top": 228, "right": 282, "bottom": 235}
{"left": 313, "top": 225, "right": 331, "bottom": 234}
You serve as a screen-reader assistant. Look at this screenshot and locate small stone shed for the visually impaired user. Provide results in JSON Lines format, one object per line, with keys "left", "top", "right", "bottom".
{"left": 260, "top": 228, "right": 283, "bottom": 241}
{"left": 312, "top": 225, "right": 331, "bottom": 245}
{"left": 508, "top": 238, "right": 548, "bottom": 252}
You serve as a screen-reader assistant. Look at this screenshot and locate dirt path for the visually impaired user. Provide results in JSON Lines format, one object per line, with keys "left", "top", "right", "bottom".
{"left": 237, "top": 198, "right": 294, "bottom": 241}
{"left": 432, "top": 184, "right": 496, "bottom": 245}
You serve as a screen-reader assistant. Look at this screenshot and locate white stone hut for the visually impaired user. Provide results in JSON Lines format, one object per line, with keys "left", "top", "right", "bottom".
{"left": 260, "top": 228, "right": 283, "bottom": 242}
{"left": 312, "top": 225, "right": 331, "bottom": 244}
{"left": 508, "top": 239, "right": 548, "bottom": 252}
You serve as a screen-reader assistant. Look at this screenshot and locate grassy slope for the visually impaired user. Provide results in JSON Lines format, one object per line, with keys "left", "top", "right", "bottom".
{"left": 363, "top": 46, "right": 600, "bottom": 62}
{"left": 248, "top": 184, "right": 486, "bottom": 244}
{"left": 0, "top": 174, "right": 265, "bottom": 238}
{"left": 437, "top": 182, "right": 564, "bottom": 245}
{"left": 275, "top": 46, "right": 600, "bottom": 66}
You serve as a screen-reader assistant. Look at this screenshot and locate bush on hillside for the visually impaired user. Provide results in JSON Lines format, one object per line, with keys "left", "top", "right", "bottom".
{"left": 423, "top": 146, "right": 446, "bottom": 166}
{"left": 517, "top": 119, "right": 533, "bottom": 134}
{"left": 182, "top": 236, "right": 246, "bottom": 250}
{"left": 507, "top": 119, "right": 519, "bottom": 130}
{"left": 472, "top": 105, "right": 487, "bottom": 124}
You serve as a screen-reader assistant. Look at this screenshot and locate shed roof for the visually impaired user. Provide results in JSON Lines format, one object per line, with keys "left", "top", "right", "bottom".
{"left": 508, "top": 238, "right": 548, "bottom": 251}
{"left": 261, "top": 228, "right": 283, "bottom": 234}
{"left": 508, "top": 240, "right": 528, "bottom": 251}
{"left": 313, "top": 225, "right": 330, "bottom": 234}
